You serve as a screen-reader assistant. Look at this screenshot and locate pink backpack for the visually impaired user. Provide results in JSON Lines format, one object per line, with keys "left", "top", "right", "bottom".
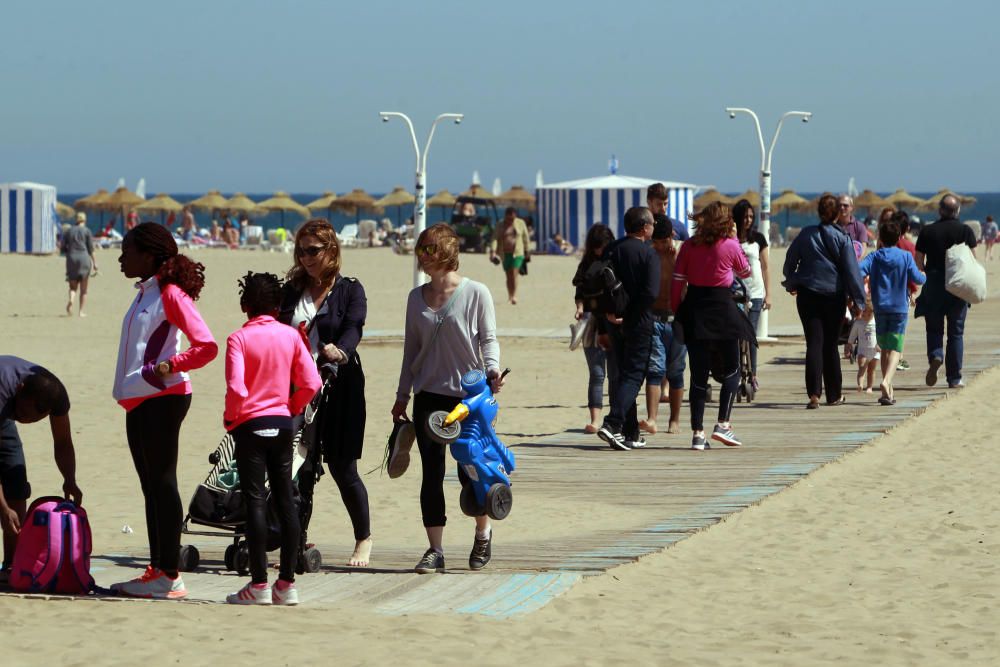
{"left": 9, "top": 496, "right": 94, "bottom": 595}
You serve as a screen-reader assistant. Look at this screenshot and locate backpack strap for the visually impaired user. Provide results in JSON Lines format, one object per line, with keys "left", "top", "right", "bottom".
{"left": 30, "top": 506, "right": 64, "bottom": 593}
{"left": 65, "top": 506, "right": 94, "bottom": 592}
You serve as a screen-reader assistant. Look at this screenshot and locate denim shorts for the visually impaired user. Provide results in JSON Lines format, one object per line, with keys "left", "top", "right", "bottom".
{"left": 0, "top": 419, "right": 31, "bottom": 501}
{"left": 646, "top": 320, "right": 686, "bottom": 389}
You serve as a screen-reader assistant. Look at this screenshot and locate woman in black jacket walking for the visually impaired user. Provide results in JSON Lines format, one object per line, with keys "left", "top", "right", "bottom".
{"left": 279, "top": 218, "right": 372, "bottom": 567}
{"left": 783, "top": 194, "right": 866, "bottom": 408}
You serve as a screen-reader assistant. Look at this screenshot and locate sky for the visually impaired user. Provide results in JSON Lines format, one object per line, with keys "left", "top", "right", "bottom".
{"left": 2, "top": 0, "right": 997, "bottom": 195}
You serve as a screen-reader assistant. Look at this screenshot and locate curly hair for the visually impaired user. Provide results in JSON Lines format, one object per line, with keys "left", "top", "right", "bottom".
{"left": 238, "top": 271, "right": 283, "bottom": 317}
{"left": 689, "top": 202, "right": 734, "bottom": 246}
{"left": 817, "top": 193, "right": 839, "bottom": 225}
{"left": 128, "top": 222, "right": 206, "bottom": 300}
{"left": 286, "top": 218, "right": 342, "bottom": 290}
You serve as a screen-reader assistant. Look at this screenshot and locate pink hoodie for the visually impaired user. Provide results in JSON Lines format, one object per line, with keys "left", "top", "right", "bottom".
{"left": 224, "top": 315, "right": 322, "bottom": 430}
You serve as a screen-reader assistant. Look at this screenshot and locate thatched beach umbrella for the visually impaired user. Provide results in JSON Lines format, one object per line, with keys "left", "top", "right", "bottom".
{"left": 733, "top": 189, "right": 761, "bottom": 210}
{"left": 427, "top": 189, "right": 456, "bottom": 221}
{"left": 496, "top": 185, "right": 536, "bottom": 210}
{"left": 56, "top": 202, "right": 76, "bottom": 220}
{"left": 104, "top": 186, "right": 145, "bottom": 210}
{"left": 225, "top": 193, "right": 257, "bottom": 215}
{"left": 187, "top": 190, "right": 229, "bottom": 212}
{"left": 693, "top": 188, "right": 737, "bottom": 210}
{"left": 374, "top": 186, "right": 416, "bottom": 225}
{"left": 919, "top": 188, "right": 977, "bottom": 211}
{"left": 883, "top": 189, "right": 925, "bottom": 210}
{"left": 331, "top": 189, "right": 378, "bottom": 221}
{"left": 73, "top": 188, "right": 111, "bottom": 211}
{"left": 254, "top": 191, "right": 310, "bottom": 227}
{"left": 135, "top": 193, "right": 184, "bottom": 226}
{"left": 305, "top": 191, "right": 338, "bottom": 211}
{"left": 770, "top": 190, "right": 810, "bottom": 214}
{"left": 460, "top": 184, "right": 494, "bottom": 199}
{"left": 853, "top": 189, "right": 889, "bottom": 212}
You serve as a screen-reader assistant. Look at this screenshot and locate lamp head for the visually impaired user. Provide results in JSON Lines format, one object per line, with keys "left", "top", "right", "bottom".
{"left": 729, "top": 111, "right": 736, "bottom": 119}
{"left": 802, "top": 115, "right": 811, "bottom": 123}
{"left": 454, "top": 117, "right": 462, "bottom": 125}
{"left": 380, "top": 114, "right": 390, "bottom": 123}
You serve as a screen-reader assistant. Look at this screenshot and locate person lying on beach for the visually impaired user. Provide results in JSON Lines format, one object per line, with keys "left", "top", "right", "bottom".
{"left": 0, "top": 356, "right": 83, "bottom": 582}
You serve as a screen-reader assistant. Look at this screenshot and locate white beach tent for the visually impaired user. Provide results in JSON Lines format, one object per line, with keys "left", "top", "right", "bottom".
{"left": 0, "top": 182, "right": 59, "bottom": 254}
{"left": 535, "top": 174, "right": 697, "bottom": 247}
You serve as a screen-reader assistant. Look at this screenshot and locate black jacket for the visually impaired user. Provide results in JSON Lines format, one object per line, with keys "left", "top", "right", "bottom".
{"left": 605, "top": 236, "right": 660, "bottom": 329}
{"left": 279, "top": 277, "right": 367, "bottom": 462}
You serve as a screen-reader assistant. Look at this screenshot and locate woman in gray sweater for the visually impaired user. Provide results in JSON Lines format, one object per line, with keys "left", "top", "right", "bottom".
{"left": 391, "top": 223, "right": 506, "bottom": 574}
{"left": 62, "top": 212, "right": 98, "bottom": 317}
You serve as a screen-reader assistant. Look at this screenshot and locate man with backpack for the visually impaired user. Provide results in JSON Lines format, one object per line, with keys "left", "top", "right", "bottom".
{"left": 0, "top": 356, "right": 83, "bottom": 581}
{"left": 596, "top": 207, "right": 660, "bottom": 451}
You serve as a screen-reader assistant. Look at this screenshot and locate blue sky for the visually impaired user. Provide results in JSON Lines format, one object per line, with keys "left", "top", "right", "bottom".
{"left": 2, "top": 0, "right": 996, "bottom": 195}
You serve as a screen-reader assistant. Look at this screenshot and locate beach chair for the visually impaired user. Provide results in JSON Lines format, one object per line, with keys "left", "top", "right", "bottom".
{"left": 267, "top": 229, "right": 292, "bottom": 253}
{"left": 244, "top": 225, "right": 264, "bottom": 249}
{"left": 339, "top": 223, "right": 359, "bottom": 248}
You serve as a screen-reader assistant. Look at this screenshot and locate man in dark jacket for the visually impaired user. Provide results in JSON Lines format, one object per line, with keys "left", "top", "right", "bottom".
{"left": 915, "top": 194, "right": 978, "bottom": 388}
{"left": 597, "top": 207, "right": 660, "bottom": 451}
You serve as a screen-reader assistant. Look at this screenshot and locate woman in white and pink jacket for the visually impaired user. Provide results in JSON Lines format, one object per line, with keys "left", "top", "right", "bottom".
{"left": 110, "top": 222, "right": 217, "bottom": 600}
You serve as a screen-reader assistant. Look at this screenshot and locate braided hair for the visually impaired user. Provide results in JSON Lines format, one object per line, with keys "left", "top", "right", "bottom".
{"left": 238, "top": 271, "right": 283, "bottom": 317}
{"left": 127, "top": 222, "right": 206, "bottom": 299}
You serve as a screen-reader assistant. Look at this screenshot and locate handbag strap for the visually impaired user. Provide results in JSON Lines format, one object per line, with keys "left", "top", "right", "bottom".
{"left": 410, "top": 278, "right": 470, "bottom": 376}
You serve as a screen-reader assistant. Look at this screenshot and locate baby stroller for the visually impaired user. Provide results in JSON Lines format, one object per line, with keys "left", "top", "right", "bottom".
{"left": 178, "top": 364, "right": 336, "bottom": 576}
{"left": 722, "top": 277, "right": 756, "bottom": 404}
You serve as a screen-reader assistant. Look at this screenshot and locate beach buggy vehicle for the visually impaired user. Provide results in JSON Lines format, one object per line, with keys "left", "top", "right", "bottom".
{"left": 178, "top": 365, "right": 336, "bottom": 575}
{"left": 426, "top": 369, "right": 515, "bottom": 520}
{"left": 449, "top": 196, "right": 498, "bottom": 253}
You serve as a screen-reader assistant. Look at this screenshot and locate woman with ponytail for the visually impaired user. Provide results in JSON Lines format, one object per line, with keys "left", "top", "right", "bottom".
{"left": 110, "top": 222, "right": 218, "bottom": 599}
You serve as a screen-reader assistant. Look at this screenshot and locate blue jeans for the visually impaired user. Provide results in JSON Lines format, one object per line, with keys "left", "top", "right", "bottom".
{"left": 747, "top": 298, "right": 763, "bottom": 376}
{"left": 583, "top": 345, "right": 608, "bottom": 409}
{"left": 646, "top": 320, "right": 686, "bottom": 389}
{"left": 924, "top": 298, "right": 969, "bottom": 384}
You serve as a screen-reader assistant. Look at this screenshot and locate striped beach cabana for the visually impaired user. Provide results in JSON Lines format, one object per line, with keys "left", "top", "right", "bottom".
{"left": 535, "top": 174, "right": 696, "bottom": 247}
{"left": 1, "top": 182, "right": 58, "bottom": 254}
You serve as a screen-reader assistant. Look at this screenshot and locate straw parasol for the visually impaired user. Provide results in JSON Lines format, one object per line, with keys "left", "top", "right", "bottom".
{"left": 56, "top": 202, "right": 76, "bottom": 220}
{"left": 135, "top": 193, "right": 184, "bottom": 225}
{"left": 883, "top": 189, "right": 925, "bottom": 210}
{"left": 852, "top": 189, "right": 889, "bottom": 211}
{"left": 374, "top": 186, "right": 416, "bottom": 225}
{"left": 187, "top": 190, "right": 229, "bottom": 212}
{"left": 693, "top": 188, "right": 736, "bottom": 209}
{"left": 460, "top": 184, "right": 494, "bottom": 199}
{"left": 496, "top": 185, "right": 536, "bottom": 209}
{"left": 73, "top": 188, "right": 111, "bottom": 211}
{"left": 770, "top": 190, "right": 810, "bottom": 214}
{"left": 331, "top": 189, "right": 378, "bottom": 221}
{"left": 254, "top": 192, "right": 311, "bottom": 226}
{"left": 919, "top": 188, "right": 977, "bottom": 211}
{"left": 427, "top": 189, "right": 457, "bottom": 221}
{"left": 223, "top": 193, "right": 257, "bottom": 215}
{"left": 733, "top": 189, "right": 761, "bottom": 209}
{"left": 305, "top": 191, "right": 338, "bottom": 211}
{"left": 104, "top": 186, "right": 145, "bottom": 210}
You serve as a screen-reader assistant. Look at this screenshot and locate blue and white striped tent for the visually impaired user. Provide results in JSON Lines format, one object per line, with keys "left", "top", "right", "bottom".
{"left": 0, "top": 182, "right": 58, "bottom": 254}
{"left": 535, "top": 174, "right": 696, "bottom": 247}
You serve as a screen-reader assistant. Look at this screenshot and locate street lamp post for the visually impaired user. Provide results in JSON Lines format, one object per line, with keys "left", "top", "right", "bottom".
{"left": 725, "top": 107, "right": 812, "bottom": 340}
{"left": 379, "top": 111, "right": 464, "bottom": 287}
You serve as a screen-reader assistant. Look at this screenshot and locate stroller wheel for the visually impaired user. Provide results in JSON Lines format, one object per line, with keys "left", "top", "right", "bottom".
{"left": 178, "top": 544, "right": 200, "bottom": 572}
{"left": 224, "top": 543, "right": 237, "bottom": 571}
{"left": 303, "top": 547, "right": 323, "bottom": 573}
{"left": 486, "top": 483, "right": 513, "bottom": 521}
{"left": 235, "top": 543, "right": 250, "bottom": 576}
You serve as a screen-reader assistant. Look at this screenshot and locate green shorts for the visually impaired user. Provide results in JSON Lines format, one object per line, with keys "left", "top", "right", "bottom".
{"left": 502, "top": 254, "right": 524, "bottom": 271}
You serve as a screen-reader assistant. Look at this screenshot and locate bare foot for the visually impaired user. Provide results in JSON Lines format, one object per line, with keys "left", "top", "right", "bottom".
{"left": 66, "top": 302, "right": 73, "bottom": 316}
{"left": 638, "top": 419, "right": 657, "bottom": 435}
{"left": 584, "top": 423, "right": 599, "bottom": 434}
{"left": 79, "top": 312, "right": 87, "bottom": 318}
{"left": 347, "top": 537, "right": 372, "bottom": 567}
{"left": 865, "top": 387, "right": 873, "bottom": 394}
{"left": 658, "top": 396, "right": 670, "bottom": 404}
{"left": 667, "top": 421, "right": 680, "bottom": 434}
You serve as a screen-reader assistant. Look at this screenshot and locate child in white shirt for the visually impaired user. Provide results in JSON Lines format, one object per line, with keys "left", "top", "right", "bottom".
{"left": 846, "top": 298, "right": 880, "bottom": 393}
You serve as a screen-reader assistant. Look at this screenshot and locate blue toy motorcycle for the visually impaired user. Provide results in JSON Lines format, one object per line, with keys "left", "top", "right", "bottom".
{"left": 426, "top": 369, "right": 515, "bottom": 520}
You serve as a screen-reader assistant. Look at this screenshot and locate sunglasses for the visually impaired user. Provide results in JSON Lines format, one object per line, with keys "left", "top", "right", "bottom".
{"left": 839, "top": 203, "right": 852, "bottom": 208}
{"left": 295, "top": 245, "right": 326, "bottom": 258}
{"left": 415, "top": 244, "right": 438, "bottom": 257}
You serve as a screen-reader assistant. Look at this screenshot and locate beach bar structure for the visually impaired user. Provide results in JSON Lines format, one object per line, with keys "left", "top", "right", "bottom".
{"left": 0, "top": 182, "right": 58, "bottom": 254}
{"left": 535, "top": 174, "right": 696, "bottom": 246}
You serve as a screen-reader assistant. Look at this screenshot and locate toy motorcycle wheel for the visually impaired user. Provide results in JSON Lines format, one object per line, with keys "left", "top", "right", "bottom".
{"left": 427, "top": 410, "right": 461, "bottom": 446}
{"left": 178, "top": 544, "right": 200, "bottom": 572}
{"left": 486, "top": 483, "right": 513, "bottom": 521}
{"left": 459, "top": 485, "right": 485, "bottom": 517}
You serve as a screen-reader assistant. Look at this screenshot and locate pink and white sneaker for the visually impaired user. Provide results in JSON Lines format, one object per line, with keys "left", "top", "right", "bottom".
{"left": 117, "top": 570, "right": 188, "bottom": 599}
{"left": 272, "top": 579, "right": 299, "bottom": 606}
{"left": 226, "top": 581, "right": 272, "bottom": 605}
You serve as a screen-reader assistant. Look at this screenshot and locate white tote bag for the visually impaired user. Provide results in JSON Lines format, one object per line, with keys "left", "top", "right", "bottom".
{"left": 945, "top": 243, "right": 987, "bottom": 304}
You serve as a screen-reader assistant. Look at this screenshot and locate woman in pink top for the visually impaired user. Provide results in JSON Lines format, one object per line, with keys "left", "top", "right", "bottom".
{"left": 111, "top": 222, "right": 218, "bottom": 600}
{"left": 672, "top": 202, "right": 755, "bottom": 451}
{"left": 224, "top": 272, "right": 321, "bottom": 605}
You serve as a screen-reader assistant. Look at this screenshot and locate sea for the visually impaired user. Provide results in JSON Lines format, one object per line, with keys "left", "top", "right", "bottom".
{"left": 62, "top": 191, "right": 1000, "bottom": 238}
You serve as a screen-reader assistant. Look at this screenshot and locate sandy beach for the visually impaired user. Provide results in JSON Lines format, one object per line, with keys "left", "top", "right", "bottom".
{"left": 1, "top": 242, "right": 998, "bottom": 666}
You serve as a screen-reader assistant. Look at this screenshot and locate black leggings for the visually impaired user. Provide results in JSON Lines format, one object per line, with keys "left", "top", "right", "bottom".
{"left": 327, "top": 459, "right": 370, "bottom": 541}
{"left": 233, "top": 424, "right": 299, "bottom": 584}
{"left": 796, "top": 289, "right": 846, "bottom": 401}
{"left": 687, "top": 339, "right": 740, "bottom": 432}
{"left": 413, "top": 391, "right": 464, "bottom": 528}
{"left": 125, "top": 393, "right": 190, "bottom": 575}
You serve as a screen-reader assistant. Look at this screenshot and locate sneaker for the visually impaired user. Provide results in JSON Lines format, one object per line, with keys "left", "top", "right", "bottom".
{"left": 469, "top": 531, "right": 492, "bottom": 570}
{"left": 414, "top": 548, "right": 445, "bottom": 574}
{"left": 569, "top": 320, "right": 586, "bottom": 351}
{"left": 926, "top": 357, "right": 943, "bottom": 386}
{"left": 896, "top": 359, "right": 910, "bottom": 371}
{"left": 597, "top": 424, "right": 630, "bottom": 451}
{"left": 272, "top": 579, "right": 299, "bottom": 606}
{"left": 0, "top": 565, "right": 10, "bottom": 585}
{"left": 387, "top": 422, "right": 415, "bottom": 479}
{"left": 626, "top": 437, "right": 647, "bottom": 449}
{"left": 110, "top": 565, "right": 158, "bottom": 593}
{"left": 711, "top": 424, "right": 742, "bottom": 447}
{"left": 226, "top": 581, "right": 272, "bottom": 605}
{"left": 116, "top": 570, "right": 188, "bottom": 599}
{"left": 948, "top": 380, "right": 965, "bottom": 389}
{"left": 691, "top": 435, "right": 709, "bottom": 451}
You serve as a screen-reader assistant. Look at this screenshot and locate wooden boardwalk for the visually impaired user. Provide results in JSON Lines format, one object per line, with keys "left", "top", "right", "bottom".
{"left": 12, "top": 300, "right": 1000, "bottom": 615}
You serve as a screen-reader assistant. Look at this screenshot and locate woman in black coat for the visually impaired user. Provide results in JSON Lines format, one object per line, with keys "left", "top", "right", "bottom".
{"left": 279, "top": 218, "right": 371, "bottom": 567}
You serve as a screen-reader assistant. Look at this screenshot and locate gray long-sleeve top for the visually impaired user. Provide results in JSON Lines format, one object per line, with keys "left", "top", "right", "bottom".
{"left": 396, "top": 278, "right": 500, "bottom": 401}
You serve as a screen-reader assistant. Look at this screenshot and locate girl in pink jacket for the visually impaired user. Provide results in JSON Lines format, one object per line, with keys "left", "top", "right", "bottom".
{"left": 224, "top": 272, "right": 321, "bottom": 605}
{"left": 111, "top": 222, "right": 217, "bottom": 599}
